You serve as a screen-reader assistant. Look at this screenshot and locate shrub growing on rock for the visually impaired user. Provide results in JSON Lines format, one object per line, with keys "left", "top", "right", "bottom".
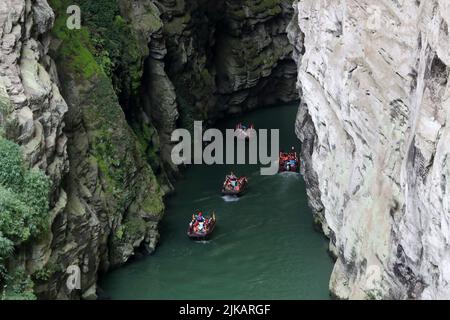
{"left": 0, "top": 138, "right": 50, "bottom": 299}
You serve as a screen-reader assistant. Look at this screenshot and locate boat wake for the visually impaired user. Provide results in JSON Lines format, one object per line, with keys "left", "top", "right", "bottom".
{"left": 279, "top": 172, "right": 301, "bottom": 179}
{"left": 193, "top": 195, "right": 215, "bottom": 203}
{"left": 194, "top": 240, "right": 211, "bottom": 244}
{"left": 222, "top": 195, "right": 240, "bottom": 202}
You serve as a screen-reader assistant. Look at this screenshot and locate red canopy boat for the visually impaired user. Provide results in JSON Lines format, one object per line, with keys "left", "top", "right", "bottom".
{"left": 279, "top": 150, "right": 299, "bottom": 173}
{"left": 187, "top": 212, "right": 216, "bottom": 239}
{"left": 221, "top": 174, "right": 248, "bottom": 196}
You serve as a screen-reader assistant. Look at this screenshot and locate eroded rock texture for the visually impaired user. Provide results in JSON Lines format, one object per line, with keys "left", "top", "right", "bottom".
{"left": 0, "top": 0, "right": 69, "bottom": 293}
{"left": 289, "top": 0, "right": 450, "bottom": 299}
{"left": 214, "top": 0, "right": 298, "bottom": 115}
{"left": 155, "top": 0, "right": 299, "bottom": 120}
{"left": 1, "top": 0, "right": 164, "bottom": 299}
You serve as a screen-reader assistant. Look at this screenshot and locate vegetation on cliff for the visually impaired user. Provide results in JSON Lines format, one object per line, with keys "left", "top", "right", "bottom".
{"left": 49, "top": 0, "right": 164, "bottom": 216}
{"left": 49, "top": 0, "right": 146, "bottom": 105}
{"left": 48, "top": 0, "right": 165, "bottom": 283}
{"left": 0, "top": 138, "right": 51, "bottom": 299}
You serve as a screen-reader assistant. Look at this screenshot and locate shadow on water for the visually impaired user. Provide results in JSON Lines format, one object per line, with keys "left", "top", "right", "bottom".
{"left": 99, "top": 104, "right": 334, "bottom": 300}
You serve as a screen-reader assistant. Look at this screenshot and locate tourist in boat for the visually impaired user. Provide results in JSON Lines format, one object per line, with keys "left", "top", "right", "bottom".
{"left": 222, "top": 173, "right": 248, "bottom": 196}
{"left": 187, "top": 211, "right": 216, "bottom": 239}
{"left": 225, "top": 172, "right": 237, "bottom": 187}
{"left": 193, "top": 213, "right": 210, "bottom": 233}
{"left": 279, "top": 147, "right": 299, "bottom": 173}
{"left": 190, "top": 211, "right": 205, "bottom": 231}
{"left": 225, "top": 172, "right": 238, "bottom": 188}
{"left": 196, "top": 211, "right": 205, "bottom": 222}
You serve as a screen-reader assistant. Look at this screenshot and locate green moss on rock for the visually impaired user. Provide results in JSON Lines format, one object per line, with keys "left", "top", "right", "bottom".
{"left": 49, "top": 0, "right": 165, "bottom": 276}
{"left": 79, "top": 76, "right": 164, "bottom": 220}
{"left": 50, "top": 0, "right": 148, "bottom": 101}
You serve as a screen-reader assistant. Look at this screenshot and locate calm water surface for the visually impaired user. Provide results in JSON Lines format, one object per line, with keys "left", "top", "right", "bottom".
{"left": 100, "top": 104, "right": 333, "bottom": 299}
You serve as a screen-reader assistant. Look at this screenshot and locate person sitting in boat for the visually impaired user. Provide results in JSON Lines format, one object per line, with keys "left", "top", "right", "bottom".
{"left": 191, "top": 211, "right": 204, "bottom": 229}
{"left": 196, "top": 220, "right": 204, "bottom": 232}
{"left": 225, "top": 172, "right": 239, "bottom": 189}
{"left": 196, "top": 211, "right": 205, "bottom": 222}
{"left": 224, "top": 172, "right": 237, "bottom": 188}
{"left": 192, "top": 215, "right": 207, "bottom": 233}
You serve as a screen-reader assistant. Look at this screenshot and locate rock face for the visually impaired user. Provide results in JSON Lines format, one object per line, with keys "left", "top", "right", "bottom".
{"left": 42, "top": 0, "right": 165, "bottom": 299}
{"left": 1, "top": 0, "right": 164, "bottom": 299}
{"left": 0, "top": 0, "right": 69, "bottom": 291}
{"left": 214, "top": 0, "right": 298, "bottom": 115}
{"left": 153, "top": 0, "right": 299, "bottom": 121}
{"left": 289, "top": 0, "right": 450, "bottom": 299}
{"left": 0, "top": 0, "right": 68, "bottom": 198}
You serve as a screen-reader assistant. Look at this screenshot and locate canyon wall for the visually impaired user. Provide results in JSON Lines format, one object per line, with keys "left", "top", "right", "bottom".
{"left": 289, "top": 0, "right": 450, "bottom": 299}
{"left": 1, "top": 0, "right": 165, "bottom": 299}
{"left": 0, "top": 0, "right": 297, "bottom": 299}
{"left": 0, "top": 0, "right": 70, "bottom": 298}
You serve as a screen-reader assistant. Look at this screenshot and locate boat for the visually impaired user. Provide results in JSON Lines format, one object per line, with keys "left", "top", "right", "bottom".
{"left": 187, "top": 211, "right": 216, "bottom": 239}
{"left": 221, "top": 174, "right": 248, "bottom": 196}
{"left": 279, "top": 149, "right": 300, "bottom": 173}
{"left": 235, "top": 123, "right": 255, "bottom": 140}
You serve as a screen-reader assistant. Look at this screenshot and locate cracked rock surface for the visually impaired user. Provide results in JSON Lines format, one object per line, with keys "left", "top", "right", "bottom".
{"left": 289, "top": 0, "right": 450, "bottom": 299}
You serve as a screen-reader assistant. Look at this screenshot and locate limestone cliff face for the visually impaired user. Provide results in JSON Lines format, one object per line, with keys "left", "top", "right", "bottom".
{"left": 289, "top": 0, "right": 450, "bottom": 299}
{"left": 0, "top": 0, "right": 69, "bottom": 294}
{"left": 1, "top": 0, "right": 164, "bottom": 299}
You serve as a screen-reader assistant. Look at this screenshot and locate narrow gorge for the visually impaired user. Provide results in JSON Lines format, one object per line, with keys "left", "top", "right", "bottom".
{"left": 0, "top": 0, "right": 449, "bottom": 300}
{"left": 0, "top": 0, "right": 298, "bottom": 299}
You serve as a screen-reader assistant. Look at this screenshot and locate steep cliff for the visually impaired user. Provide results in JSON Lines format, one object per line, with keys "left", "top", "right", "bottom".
{"left": 0, "top": 0, "right": 164, "bottom": 299}
{"left": 0, "top": 0, "right": 69, "bottom": 299}
{"left": 155, "top": 0, "right": 298, "bottom": 120}
{"left": 289, "top": 0, "right": 450, "bottom": 299}
{"left": 0, "top": 0, "right": 298, "bottom": 299}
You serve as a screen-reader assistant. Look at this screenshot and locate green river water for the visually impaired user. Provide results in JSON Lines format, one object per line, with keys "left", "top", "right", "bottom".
{"left": 100, "top": 104, "right": 333, "bottom": 299}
